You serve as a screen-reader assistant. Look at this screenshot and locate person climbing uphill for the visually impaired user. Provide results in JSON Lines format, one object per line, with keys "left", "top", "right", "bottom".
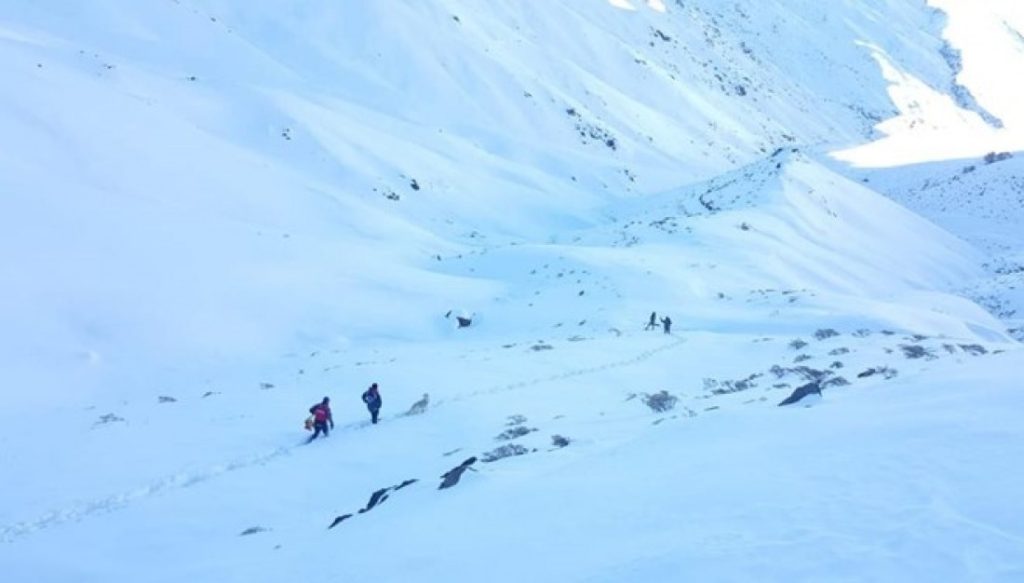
{"left": 661, "top": 315, "right": 672, "bottom": 334}
{"left": 362, "top": 383, "right": 383, "bottom": 424}
{"left": 307, "top": 397, "right": 334, "bottom": 442}
{"left": 645, "top": 311, "right": 658, "bottom": 331}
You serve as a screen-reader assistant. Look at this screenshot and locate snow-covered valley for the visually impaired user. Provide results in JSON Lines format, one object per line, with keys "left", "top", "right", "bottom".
{"left": 1, "top": 1, "right": 1023, "bottom": 581}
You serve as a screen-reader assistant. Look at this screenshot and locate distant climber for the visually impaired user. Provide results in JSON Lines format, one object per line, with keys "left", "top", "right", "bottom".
{"left": 645, "top": 311, "right": 658, "bottom": 331}
{"left": 362, "top": 383, "right": 383, "bottom": 424}
{"left": 661, "top": 316, "right": 672, "bottom": 334}
{"left": 307, "top": 397, "right": 334, "bottom": 442}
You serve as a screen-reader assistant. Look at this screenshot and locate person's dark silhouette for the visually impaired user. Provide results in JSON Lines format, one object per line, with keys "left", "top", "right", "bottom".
{"left": 661, "top": 316, "right": 672, "bottom": 334}
{"left": 645, "top": 311, "right": 658, "bottom": 331}
{"left": 307, "top": 397, "right": 334, "bottom": 442}
{"left": 362, "top": 383, "right": 383, "bottom": 424}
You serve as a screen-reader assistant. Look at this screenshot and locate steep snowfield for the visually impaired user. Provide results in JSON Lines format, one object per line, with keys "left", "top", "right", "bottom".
{"left": 2, "top": 0, "right": 1023, "bottom": 581}
{"left": 0, "top": 0, "right": 1001, "bottom": 404}
{"left": 853, "top": 153, "right": 1024, "bottom": 341}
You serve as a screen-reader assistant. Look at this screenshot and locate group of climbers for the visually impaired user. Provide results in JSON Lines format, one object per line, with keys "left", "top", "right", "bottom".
{"left": 305, "top": 312, "right": 678, "bottom": 442}
{"left": 305, "top": 382, "right": 384, "bottom": 443}
{"left": 645, "top": 311, "right": 672, "bottom": 334}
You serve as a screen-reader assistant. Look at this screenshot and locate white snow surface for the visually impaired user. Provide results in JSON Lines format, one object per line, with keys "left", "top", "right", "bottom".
{"left": 1, "top": 1, "right": 1023, "bottom": 581}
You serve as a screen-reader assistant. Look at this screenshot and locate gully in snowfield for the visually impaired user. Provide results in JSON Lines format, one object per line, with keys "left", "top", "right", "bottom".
{"left": 306, "top": 397, "right": 334, "bottom": 442}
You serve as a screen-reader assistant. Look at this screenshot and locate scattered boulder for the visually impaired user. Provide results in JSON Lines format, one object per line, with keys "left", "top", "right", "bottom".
{"left": 327, "top": 514, "right": 353, "bottom": 529}
{"left": 822, "top": 376, "right": 850, "bottom": 388}
{"left": 358, "top": 488, "right": 390, "bottom": 513}
{"left": 899, "top": 345, "right": 935, "bottom": 360}
{"left": 642, "top": 390, "right": 678, "bottom": 413}
{"left": 814, "top": 328, "right": 840, "bottom": 340}
{"left": 158, "top": 395, "right": 177, "bottom": 403}
{"left": 439, "top": 457, "right": 478, "bottom": 489}
{"left": 94, "top": 413, "right": 125, "bottom": 426}
{"left": 394, "top": 479, "right": 418, "bottom": 491}
{"left": 959, "top": 344, "right": 988, "bottom": 356}
{"left": 856, "top": 367, "right": 898, "bottom": 380}
{"left": 496, "top": 425, "right": 535, "bottom": 441}
{"left": 444, "top": 310, "right": 474, "bottom": 328}
{"left": 778, "top": 381, "right": 822, "bottom": 407}
{"left": 481, "top": 444, "right": 530, "bottom": 463}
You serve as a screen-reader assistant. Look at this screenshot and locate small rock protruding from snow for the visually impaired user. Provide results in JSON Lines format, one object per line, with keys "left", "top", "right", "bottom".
{"left": 327, "top": 514, "right": 352, "bottom": 530}
{"left": 778, "top": 381, "right": 822, "bottom": 407}
{"left": 445, "top": 310, "right": 474, "bottom": 328}
{"left": 439, "top": 457, "right": 477, "bottom": 489}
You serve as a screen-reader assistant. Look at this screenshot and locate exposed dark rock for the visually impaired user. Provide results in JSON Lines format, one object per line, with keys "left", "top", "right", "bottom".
{"left": 94, "top": 413, "right": 125, "bottom": 426}
{"left": 959, "top": 344, "right": 988, "bottom": 356}
{"left": 240, "top": 526, "right": 267, "bottom": 536}
{"left": 394, "top": 479, "right": 418, "bottom": 491}
{"left": 481, "top": 444, "right": 529, "bottom": 463}
{"left": 814, "top": 328, "right": 840, "bottom": 340}
{"left": 900, "top": 344, "right": 936, "bottom": 359}
{"left": 496, "top": 425, "right": 536, "bottom": 441}
{"left": 642, "top": 390, "right": 678, "bottom": 413}
{"left": 327, "top": 514, "right": 353, "bottom": 529}
{"left": 551, "top": 435, "right": 570, "bottom": 448}
{"left": 778, "top": 381, "right": 822, "bottom": 406}
{"left": 822, "top": 376, "right": 850, "bottom": 388}
{"left": 358, "top": 488, "right": 390, "bottom": 513}
{"left": 856, "top": 366, "right": 898, "bottom": 380}
{"left": 439, "top": 457, "right": 478, "bottom": 488}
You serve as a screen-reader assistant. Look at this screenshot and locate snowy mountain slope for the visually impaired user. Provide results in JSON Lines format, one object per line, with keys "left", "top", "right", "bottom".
{"left": 2, "top": 329, "right": 1021, "bottom": 582}
{"left": 2, "top": 1, "right": 1024, "bottom": 581}
{"left": 850, "top": 152, "right": 1024, "bottom": 340}
{"left": 438, "top": 151, "right": 1001, "bottom": 340}
{"left": 2, "top": 0, "right": 1012, "bottom": 410}
{"left": 834, "top": 1, "right": 1024, "bottom": 166}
